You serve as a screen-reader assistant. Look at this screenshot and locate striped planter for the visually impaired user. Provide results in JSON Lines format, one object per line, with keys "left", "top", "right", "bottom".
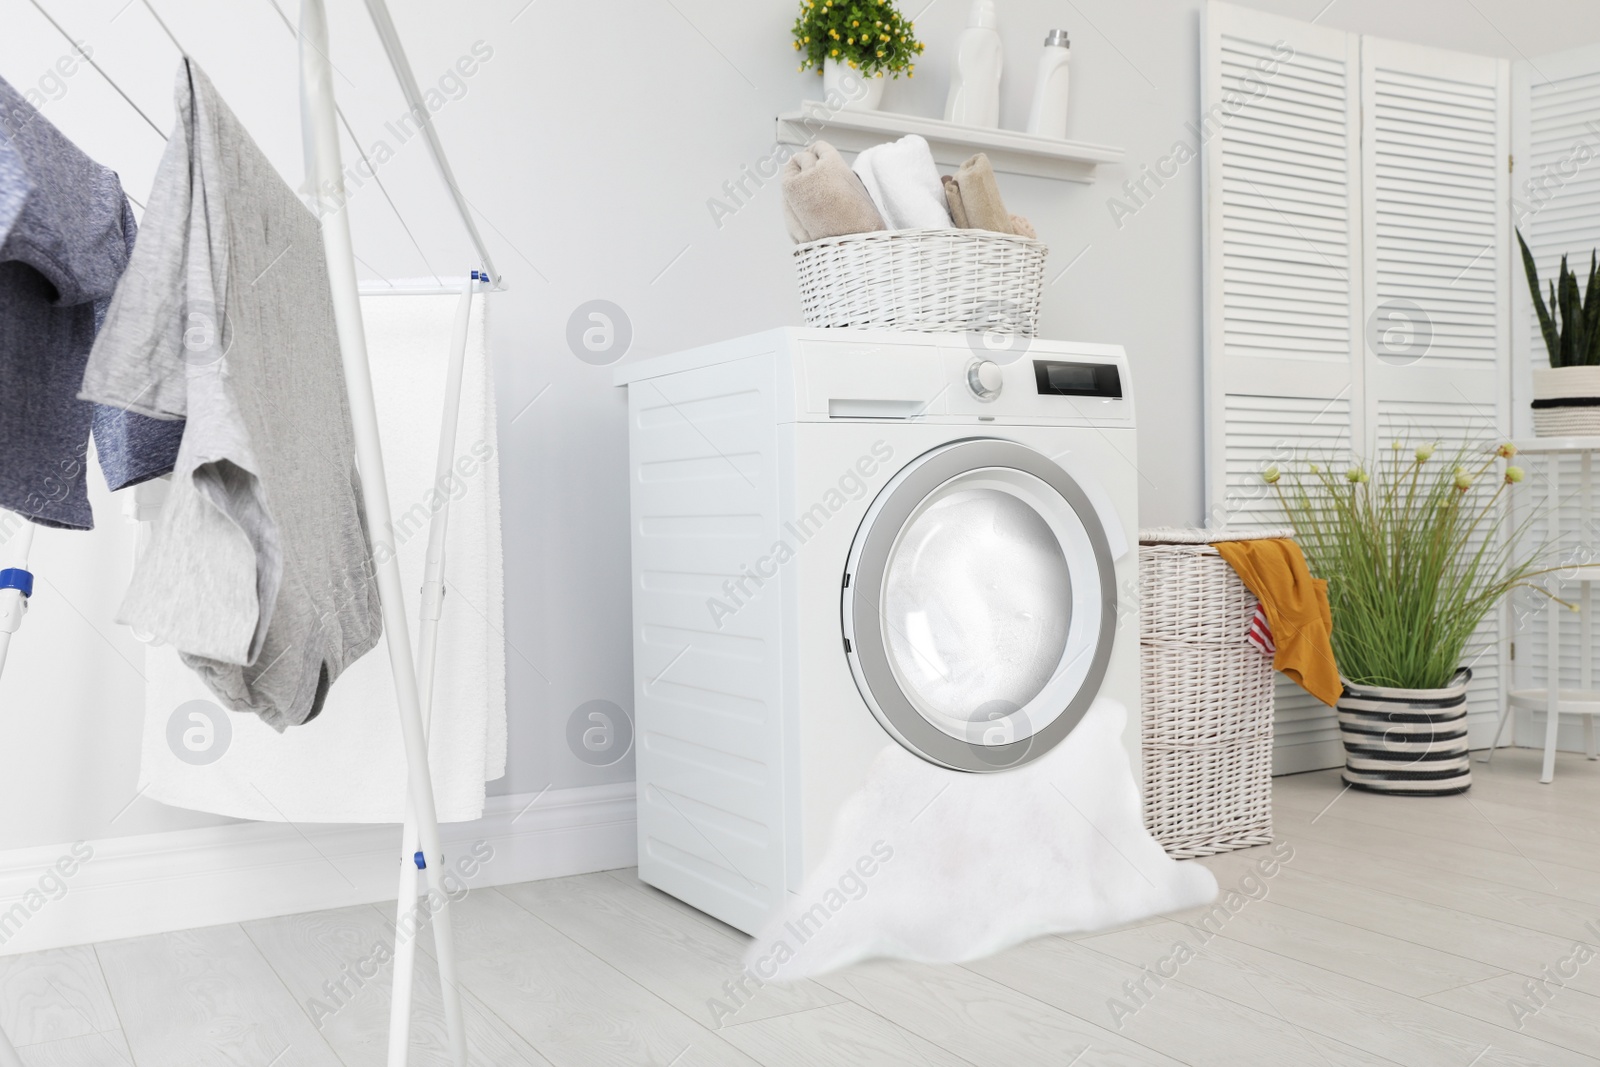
{"left": 1336, "top": 668, "right": 1472, "bottom": 796}
{"left": 1532, "top": 365, "right": 1600, "bottom": 437}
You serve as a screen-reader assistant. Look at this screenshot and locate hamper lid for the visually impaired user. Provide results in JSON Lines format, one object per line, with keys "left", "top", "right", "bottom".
{"left": 1138, "top": 526, "right": 1294, "bottom": 545}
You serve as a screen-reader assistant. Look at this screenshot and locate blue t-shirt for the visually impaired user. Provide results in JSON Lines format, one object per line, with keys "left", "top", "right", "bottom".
{"left": 0, "top": 75, "right": 184, "bottom": 530}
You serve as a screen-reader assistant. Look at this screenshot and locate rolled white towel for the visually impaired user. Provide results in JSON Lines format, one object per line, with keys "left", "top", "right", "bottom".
{"left": 852, "top": 134, "right": 952, "bottom": 230}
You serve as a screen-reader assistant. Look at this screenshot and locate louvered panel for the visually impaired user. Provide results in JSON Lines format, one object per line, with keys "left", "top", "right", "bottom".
{"left": 1225, "top": 63, "right": 1347, "bottom": 92}
{"left": 1219, "top": 394, "right": 1352, "bottom": 528}
{"left": 1367, "top": 55, "right": 1504, "bottom": 370}
{"left": 1208, "top": 11, "right": 1515, "bottom": 770}
{"left": 1511, "top": 46, "right": 1600, "bottom": 748}
{"left": 1226, "top": 105, "right": 1346, "bottom": 143}
{"left": 1220, "top": 394, "right": 1354, "bottom": 773}
{"left": 1221, "top": 156, "right": 1348, "bottom": 193}
{"left": 1223, "top": 205, "right": 1350, "bottom": 239}
{"left": 1376, "top": 197, "right": 1496, "bottom": 228}
{"left": 1374, "top": 398, "right": 1498, "bottom": 444}
{"left": 1215, "top": 23, "right": 1355, "bottom": 371}
{"left": 1369, "top": 171, "right": 1496, "bottom": 197}
{"left": 1377, "top": 164, "right": 1499, "bottom": 193}
{"left": 1220, "top": 179, "right": 1345, "bottom": 217}
{"left": 1206, "top": 4, "right": 1362, "bottom": 774}
{"left": 1361, "top": 38, "right": 1509, "bottom": 759}
{"left": 1530, "top": 187, "right": 1600, "bottom": 242}
{"left": 1522, "top": 62, "right": 1600, "bottom": 358}
{"left": 1527, "top": 68, "right": 1600, "bottom": 134}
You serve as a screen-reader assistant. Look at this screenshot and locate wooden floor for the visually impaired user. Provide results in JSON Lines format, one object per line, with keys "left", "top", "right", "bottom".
{"left": 6, "top": 745, "right": 1600, "bottom": 1066}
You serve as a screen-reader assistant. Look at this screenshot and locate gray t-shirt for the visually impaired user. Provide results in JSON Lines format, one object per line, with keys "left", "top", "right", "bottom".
{"left": 81, "top": 61, "right": 382, "bottom": 730}
{"left": 0, "top": 76, "right": 185, "bottom": 530}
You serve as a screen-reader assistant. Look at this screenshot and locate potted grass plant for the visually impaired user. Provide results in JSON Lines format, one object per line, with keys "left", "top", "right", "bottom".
{"left": 1265, "top": 443, "right": 1546, "bottom": 795}
{"left": 1518, "top": 230, "right": 1600, "bottom": 436}
{"left": 792, "top": 0, "right": 925, "bottom": 111}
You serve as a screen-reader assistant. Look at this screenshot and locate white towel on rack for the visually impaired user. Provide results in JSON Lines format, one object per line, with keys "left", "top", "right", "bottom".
{"left": 136, "top": 293, "right": 506, "bottom": 823}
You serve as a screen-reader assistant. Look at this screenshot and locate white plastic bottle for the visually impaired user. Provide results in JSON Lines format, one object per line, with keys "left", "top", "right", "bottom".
{"left": 944, "top": 0, "right": 1003, "bottom": 129}
{"left": 1025, "top": 30, "right": 1071, "bottom": 139}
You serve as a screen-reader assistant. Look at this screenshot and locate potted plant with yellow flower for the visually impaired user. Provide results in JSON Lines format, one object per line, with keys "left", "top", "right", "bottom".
{"left": 793, "top": 0, "right": 925, "bottom": 111}
{"left": 1266, "top": 442, "right": 1546, "bottom": 795}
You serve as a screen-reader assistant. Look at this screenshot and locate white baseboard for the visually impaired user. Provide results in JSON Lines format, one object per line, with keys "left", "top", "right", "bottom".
{"left": 0, "top": 782, "right": 637, "bottom": 957}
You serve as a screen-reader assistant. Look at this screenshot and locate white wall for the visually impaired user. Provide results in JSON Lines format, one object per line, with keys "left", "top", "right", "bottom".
{"left": 3, "top": 0, "right": 1600, "bottom": 857}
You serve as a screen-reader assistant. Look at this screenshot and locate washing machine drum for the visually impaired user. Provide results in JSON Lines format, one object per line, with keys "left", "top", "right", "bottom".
{"left": 842, "top": 439, "right": 1118, "bottom": 772}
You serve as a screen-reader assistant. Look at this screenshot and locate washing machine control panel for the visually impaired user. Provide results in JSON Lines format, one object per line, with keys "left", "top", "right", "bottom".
{"left": 1032, "top": 359, "right": 1124, "bottom": 398}
{"left": 966, "top": 359, "right": 1003, "bottom": 400}
{"left": 789, "top": 333, "right": 1132, "bottom": 423}
{"left": 938, "top": 342, "right": 1133, "bottom": 423}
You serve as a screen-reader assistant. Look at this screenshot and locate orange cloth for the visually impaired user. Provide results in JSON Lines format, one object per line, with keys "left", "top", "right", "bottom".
{"left": 1213, "top": 538, "right": 1342, "bottom": 707}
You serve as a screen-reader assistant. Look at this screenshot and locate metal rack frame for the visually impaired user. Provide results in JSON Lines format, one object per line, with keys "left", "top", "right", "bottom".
{"left": 0, "top": 3, "right": 502, "bottom": 1063}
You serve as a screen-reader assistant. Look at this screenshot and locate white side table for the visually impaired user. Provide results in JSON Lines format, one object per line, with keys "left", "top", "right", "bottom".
{"left": 1490, "top": 437, "right": 1600, "bottom": 782}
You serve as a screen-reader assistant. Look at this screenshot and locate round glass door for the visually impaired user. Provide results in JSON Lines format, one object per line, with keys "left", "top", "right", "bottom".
{"left": 843, "top": 440, "right": 1117, "bottom": 772}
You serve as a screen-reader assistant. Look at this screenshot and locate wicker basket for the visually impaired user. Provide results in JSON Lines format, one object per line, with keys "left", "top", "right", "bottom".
{"left": 1139, "top": 530, "right": 1280, "bottom": 858}
{"left": 794, "top": 228, "right": 1047, "bottom": 334}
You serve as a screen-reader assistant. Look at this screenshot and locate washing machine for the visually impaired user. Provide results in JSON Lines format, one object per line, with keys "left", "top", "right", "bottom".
{"left": 615, "top": 327, "right": 1139, "bottom": 934}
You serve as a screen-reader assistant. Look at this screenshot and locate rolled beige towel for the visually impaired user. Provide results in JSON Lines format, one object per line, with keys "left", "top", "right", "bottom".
{"left": 782, "top": 140, "right": 886, "bottom": 243}
{"left": 941, "top": 174, "right": 969, "bottom": 228}
{"left": 941, "top": 153, "right": 1014, "bottom": 235}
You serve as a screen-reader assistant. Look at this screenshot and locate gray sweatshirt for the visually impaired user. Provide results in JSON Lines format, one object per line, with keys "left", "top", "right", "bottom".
{"left": 81, "top": 61, "right": 382, "bottom": 729}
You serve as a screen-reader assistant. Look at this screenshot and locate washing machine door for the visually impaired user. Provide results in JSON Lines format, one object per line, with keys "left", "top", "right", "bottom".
{"left": 842, "top": 438, "right": 1119, "bottom": 772}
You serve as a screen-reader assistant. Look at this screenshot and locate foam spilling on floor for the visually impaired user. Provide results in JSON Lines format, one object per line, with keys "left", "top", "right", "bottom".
{"left": 743, "top": 699, "right": 1218, "bottom": 981}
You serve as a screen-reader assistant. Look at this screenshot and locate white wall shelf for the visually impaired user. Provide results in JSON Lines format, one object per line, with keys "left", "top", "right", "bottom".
{"left": 775, "top": 102, "right": 1124, "bottom": 183}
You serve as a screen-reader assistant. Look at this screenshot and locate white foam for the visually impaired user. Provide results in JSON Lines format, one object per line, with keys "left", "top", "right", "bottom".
{"left": 882, "top": 486, "right": 1073, "bottom": 722}
{"left": 743, "top": 699, "right": 1218, "bottom": 981}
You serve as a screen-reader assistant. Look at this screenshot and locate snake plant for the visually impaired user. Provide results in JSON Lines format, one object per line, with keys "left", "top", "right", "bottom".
{"left": 1518, "top": 228, "right": 1600, "bottom": 367}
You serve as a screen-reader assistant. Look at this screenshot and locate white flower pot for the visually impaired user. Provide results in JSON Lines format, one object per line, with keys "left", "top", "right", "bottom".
{"left": 1532, "top": 365, "right": 1600, "bottom": 437}
{"left": 823, "top": 57, "right": 885, "bottom": 111}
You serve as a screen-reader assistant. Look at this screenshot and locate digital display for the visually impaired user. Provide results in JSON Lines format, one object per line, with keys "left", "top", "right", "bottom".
{"left": 1033, "top": 360, "right": 1123, "bottom": 398}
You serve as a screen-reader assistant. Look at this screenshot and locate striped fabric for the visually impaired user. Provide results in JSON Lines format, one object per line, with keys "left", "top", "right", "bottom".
{"left": 1336, "top": 668, "right": 1472, "bottom": 795}
{"left": 1246, "top": 603, "right": 1274, "bottom": 655}
{"left": 1531, "top": 406, "right": 1600, "bottom": 437}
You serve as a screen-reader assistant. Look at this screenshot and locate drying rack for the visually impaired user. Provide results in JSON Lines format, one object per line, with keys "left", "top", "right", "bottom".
{"left": 0, "top": 2, "right": 500, "bottom": 1064}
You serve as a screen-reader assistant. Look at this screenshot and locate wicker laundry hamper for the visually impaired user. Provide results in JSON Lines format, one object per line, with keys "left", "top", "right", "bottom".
{"left": 1138, "top": 528, "right": 1283, "bottom": 858}
{"left": 793, "top": 228, "right": 1046, "bottom": 334}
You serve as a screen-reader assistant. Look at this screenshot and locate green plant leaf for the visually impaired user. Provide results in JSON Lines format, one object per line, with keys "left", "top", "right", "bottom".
{"left": 1518, "top": 229, "right": 1560, "bottom": 366}
{"left": 1559, "top": 255, "right": 1577, "bottom": 368}
{"left": 1585, "top": 250, "right": 1600, "bottom": 366}
{"left": 1271, "top": 443, "right": 1547, "bottom": 690}
{"left": 790, "top": 0, "right": 924, "bottom": 77}
{"left": 1571, "top": 255, "right": 1591, "bottom": 367}
{"left": 1553, "top": 280, "right": 1564, "bottom": 366}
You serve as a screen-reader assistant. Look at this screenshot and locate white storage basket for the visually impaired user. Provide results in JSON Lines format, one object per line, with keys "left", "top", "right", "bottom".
{"left": 1139, "top": 529, "right": 1281, "bottom": 858}
{"left": 794, "top": 228, "right": 1047, "bottom": 334}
